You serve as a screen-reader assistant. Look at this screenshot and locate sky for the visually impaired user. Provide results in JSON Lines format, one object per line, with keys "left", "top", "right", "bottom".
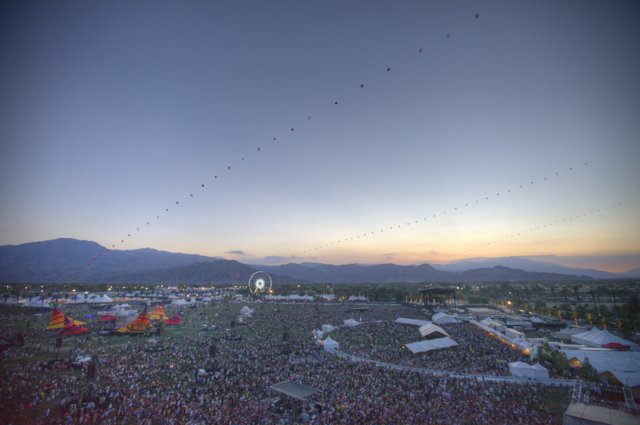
{"left": 1, "top": 0, "right": 639, "bottom": 272}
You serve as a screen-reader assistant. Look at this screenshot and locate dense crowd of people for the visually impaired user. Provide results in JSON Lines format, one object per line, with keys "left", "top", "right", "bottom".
{"left": 333, "top": 321, "right": 529, "bottom": 374}
{"left": 1, "top": 302, "right": 568, "bottom": 424}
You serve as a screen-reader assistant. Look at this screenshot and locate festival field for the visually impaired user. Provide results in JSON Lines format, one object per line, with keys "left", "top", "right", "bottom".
{"left": 1, "top": 301, "right": 568, "bottom": 424}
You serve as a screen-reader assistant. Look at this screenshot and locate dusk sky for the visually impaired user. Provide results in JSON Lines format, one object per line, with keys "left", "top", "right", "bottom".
{"left": 1, "top": 1, "right": 639, "bottom": 272}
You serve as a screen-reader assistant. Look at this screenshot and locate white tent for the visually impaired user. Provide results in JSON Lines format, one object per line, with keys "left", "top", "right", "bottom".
{"left": 172, "top": 299, "right": 189, "bottom": 306}
{"left": 508, "top": 361, "right": 549, "bottom": 379}
{"left": 87, "top": 294, "right": 113, "bottom": 303}
{"left": 562, "top": 350, "right": 640, "bottom": 387}
{"left": 343, "top": 319, "right": 361, "bottom": 327}
{"left": 470, "top": 320, "right": 533, "bottom": 352}
{"left": 480, "top": 317, "right": 505, "bottom": 331}
{"left": 240, "top": 306, "right": 254, "bottom": 317}
{"left": 571, "top": 327, "right": 638, "bottom": 350}
{"left": 405, "top": 337, "right": 458, "bottom": 354}
{"left": 322, "top": 337, "right": 340, "bottom": 353}
{"left": 23, "top": 297, "right": 52, "bottom": 308}
{"left": 321, "top": 324, "right": 335, "bottom": 333}
{"left": 348, "top": 295, "right": 368, "bottom": 302}
{"left": 505, "top": 328, "right": 526, "bottom": 341}
{"left": 66, "top": 294, "right": 88, "bottom": 304}
{"left": 432, "top": 312, "right": 460, "bottom": 325}
{"left": 419, "top": 323, "right": 450, "bottom": 338}
{"left": 395, "top": 318, "right": 431, "bottom": 327}
{"left": 320, "top": 294, "right": 336, "bottom": 301}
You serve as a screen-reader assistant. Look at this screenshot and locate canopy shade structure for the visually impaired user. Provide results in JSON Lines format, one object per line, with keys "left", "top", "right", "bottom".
{"left": 321, "top": 324, "right": 335, "bottom": 333}
{"left": 563, "top": 403, "right": 640, "bottom": 425}
{"left": 149, "top": 304, "right": 168, "bottom": 320}
{"left": 59, "top": 316, "right": 89, "bottom": 336}
{"left": 508, "top": 361, "right": 549, "bottom": 379}
{"left": 47, "top": 306, "right": 65, "bottom": 330}
{"left": 164, "top": 313, "right": 182, "bottom": 326}
{"left": 405, "top": 337, "right": 458, "bottom": 354}
{"left": 116, "top": 308, "right": 153, "bottom": 334}
{"left": 322, "top": 336, "right": 339, "bottom": 353}
{"left": 571, "top": 328, "right": 638, "bottom": 351}
{"left": 419, "top": 323, "right": 450, "bottom": 339}
{"left": 395, "top": 318, "right": 431, "bottom": 327}
{"left": 432, "top": 312, "right": 461, "bottom": 325}
{"left": 562, "top": 350, "right": 640, "bottom": 387}
{"left": 269, "top": 381, "right": 320, "bottom": 401}
{"left": 343, "top": 319, "right": 361, "bottom": 327}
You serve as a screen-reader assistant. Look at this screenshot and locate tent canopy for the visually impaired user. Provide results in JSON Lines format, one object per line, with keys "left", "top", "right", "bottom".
{"left": 571, "top": 327, "right": 638, "bottom": 350}
{"left": 322, "top": 336, "right": 340, "bottom": 352}
{"left": 321, "top": 324, "right": 335, "bottom": 333}
{"left": 405, "top": 337, "right": 458, "bottom": 354}
{"left": 508, "top": 361, "right": 549, "bottom": 379}
{"left": 562, "top": 350, "right": 640, "bottom": 387}
{"left": 432, "top": 312, "right": 460, "bottom": 325}
{"left": 395, "top": 318, "right": 431, "bottom": 327}
{"left": 269, "top": 381, "right": 320, "bottom": 401}
{"left": 343, "top": 319, "right": 361, "bottom": 327}
{"left": 419, "top": 323, "right": 450, "bottom": 338}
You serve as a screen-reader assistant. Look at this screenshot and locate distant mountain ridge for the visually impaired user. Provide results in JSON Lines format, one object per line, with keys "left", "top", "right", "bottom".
{"left": 433, "top": 256, "right": 620, "bottom": 279}
{"left": 0, "top": 238, "right": 217, "bottom": 283}
{"left": 259, "top": 263, "right": 590, "bottom": 284}
{"left": 0, "top": 238, "right": 629, "bottom": 284}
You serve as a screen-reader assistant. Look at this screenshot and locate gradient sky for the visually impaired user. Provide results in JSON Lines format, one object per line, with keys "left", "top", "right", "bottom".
{"left": 1, "top": 1, "right": 639, "bottom": 272}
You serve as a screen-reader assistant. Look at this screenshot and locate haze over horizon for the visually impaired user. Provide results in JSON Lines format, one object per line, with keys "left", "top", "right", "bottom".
{"left": 1, "top": 1, "right": 639, "bottom": 273}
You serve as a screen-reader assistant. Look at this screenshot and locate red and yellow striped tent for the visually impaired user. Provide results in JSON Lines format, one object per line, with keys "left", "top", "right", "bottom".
{"left": 149, "top": 304, "right": 168, "bottom": 321}
{"left": 47, "top": 305, "right": 65, "bottom": 330}
{"left": 116, "top": 308, "right": 153, "bottom": 334}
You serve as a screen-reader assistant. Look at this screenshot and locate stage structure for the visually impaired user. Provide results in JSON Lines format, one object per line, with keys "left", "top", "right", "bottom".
{"left": 419, "top": 288, "right": 456, "bottom": 310}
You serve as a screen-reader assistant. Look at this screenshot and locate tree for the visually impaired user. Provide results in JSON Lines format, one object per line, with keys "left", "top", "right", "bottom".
{"left": 578, "top": 357, "right": 600, "bottom": 383}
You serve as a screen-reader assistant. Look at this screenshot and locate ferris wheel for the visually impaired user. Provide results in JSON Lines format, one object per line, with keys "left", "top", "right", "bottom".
{"left": 248, "top": 271, "right": 272, "bottom": 294}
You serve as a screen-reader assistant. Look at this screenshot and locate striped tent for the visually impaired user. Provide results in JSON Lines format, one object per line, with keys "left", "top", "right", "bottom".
{"left": 47, "top": 305, "right": 65, "bottom": 330}
{"left": 165, "top": 313, "right": 182, "bottom": 326}
{"left": 59, "top": 315, "right": 89, "bottom": 336}
{"left": 149, "top": 304, "right": 168, "bottom": 321}
{"left": 117, "top": 308, "right": 153, "bottom": 334}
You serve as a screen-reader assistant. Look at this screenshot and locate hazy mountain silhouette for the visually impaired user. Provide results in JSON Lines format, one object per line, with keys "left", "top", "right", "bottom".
{"left": 0, "top": 238, "right": 217, "bottom": 283}
{"left": 0, "top": 238, "right": 617, "bottom": 284}
{"left": 260, "top": 262, "right": 590, "bottom": 283}
{"left": 434, "top": 257, "right": 619, "bottom": 279}
{"left": 104, "top": 260, "right": 297, "bottom": 285}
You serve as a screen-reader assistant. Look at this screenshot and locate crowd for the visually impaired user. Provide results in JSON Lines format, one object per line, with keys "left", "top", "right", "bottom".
{"left": 333, "top": 321, "right": 529, "bottom": 375}
{"left": 1, "top": 302, "right": 566, "bottom": 424}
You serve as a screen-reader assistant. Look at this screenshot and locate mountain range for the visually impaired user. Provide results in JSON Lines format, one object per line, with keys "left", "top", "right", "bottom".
{"left": 0, "top": 238, "right": 637, "bottom": 284}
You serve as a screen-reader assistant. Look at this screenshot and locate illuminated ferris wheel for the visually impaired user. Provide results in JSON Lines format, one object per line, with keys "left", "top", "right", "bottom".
{"left": 248, "top": 271, "right": 272, "bottom": 294}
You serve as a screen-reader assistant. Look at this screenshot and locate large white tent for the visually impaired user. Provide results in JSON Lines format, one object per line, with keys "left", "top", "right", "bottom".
{"left": 343, "top": 319, "right": 361, "bottom": 327}
{"left": 562, "top": 350, "right": 640, "bottom": 387}
{"left": 88, "top": 294, "right": 113, "bottom": 303}
{"left": 432, "top": 312, "right": 460, "bottom": 325}
{"left": 321, "top": 324, "right": 335, "bottom": 333}
{"left": 240, "top": 306, "right": 254, "bottom": 317}
{"left": 419, "top": 323, "right": 450, "bottom": 338}
{"left": 470, "top": 320, "right": 533, "bottom": 353}
{"left": 322, "top": 337, "right": 340, "bottom": 353}
{"left": 571, "top": 328, "right": 638, "bottom": 351}
{"left": 405, "top": 337, "right": 458, "bottom": 354}
{"left": 23, "top": 297, "right": 52, "bottom": 308}
{"left": 508, "top": 361, "right": 549, "bottom": 379}
{"left": 395, "top": 318, "right": 431, "bottom": 327}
